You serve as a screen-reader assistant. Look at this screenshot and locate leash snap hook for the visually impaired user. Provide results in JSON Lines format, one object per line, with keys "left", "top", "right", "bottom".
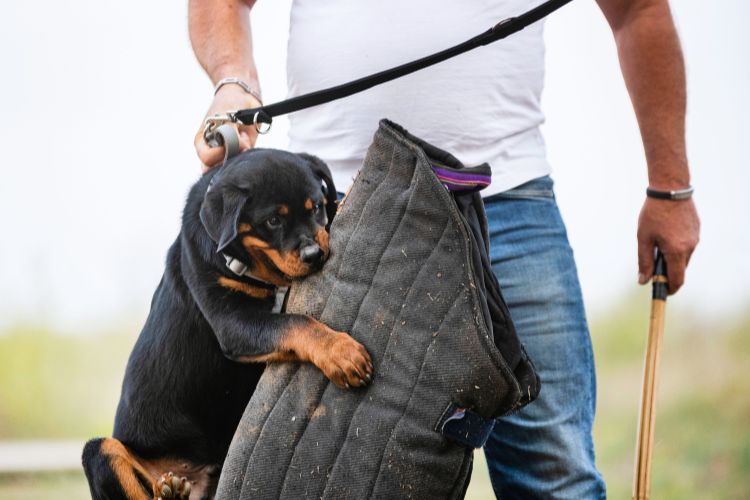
{"left": 202, "top": 111, "right": 239, "bottom": 147}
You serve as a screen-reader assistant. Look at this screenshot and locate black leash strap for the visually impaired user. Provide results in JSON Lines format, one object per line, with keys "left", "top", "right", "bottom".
{"left": 233, "top": 0, "right": 574, "bottom": 128}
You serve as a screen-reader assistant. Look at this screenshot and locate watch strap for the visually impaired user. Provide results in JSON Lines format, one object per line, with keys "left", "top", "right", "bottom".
{"left": 646, "top": 186, "right": 694, "bottom": 201}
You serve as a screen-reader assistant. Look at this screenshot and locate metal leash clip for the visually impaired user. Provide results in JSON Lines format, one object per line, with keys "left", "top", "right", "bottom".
{"left": 203, "top": 111, "right": 239, "bottom": 148}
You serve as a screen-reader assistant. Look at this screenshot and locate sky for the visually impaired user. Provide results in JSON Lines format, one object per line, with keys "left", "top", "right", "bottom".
{"left": 0, "top": 0, "right": 748, "bottom": 334}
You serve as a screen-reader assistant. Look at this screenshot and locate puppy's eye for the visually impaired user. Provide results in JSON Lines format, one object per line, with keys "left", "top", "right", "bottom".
{"left": 265, "top": 216, "right": 282, "bottom": 229}
{"left": 313, "top": 203, "right": 322, "bottom": 214}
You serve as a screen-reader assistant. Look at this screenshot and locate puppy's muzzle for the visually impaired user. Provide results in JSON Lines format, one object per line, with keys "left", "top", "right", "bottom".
{"left": 299, "top": 243, "right": 324, "bottom": 265}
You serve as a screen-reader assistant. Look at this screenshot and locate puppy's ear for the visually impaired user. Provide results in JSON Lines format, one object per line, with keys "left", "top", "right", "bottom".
{"left": 199, "top": 186, "right": 248, "bottom": 253}
{"left": 299, "top": 153, "right": 338, "bottom": 228}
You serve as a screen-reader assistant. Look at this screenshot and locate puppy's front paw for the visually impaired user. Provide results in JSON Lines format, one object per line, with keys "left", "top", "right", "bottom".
{"left": 317, "top": 333, "right": 373, "bottom": 389}
{"left": 155, "top": 471, "right": 191, "bottom": 499}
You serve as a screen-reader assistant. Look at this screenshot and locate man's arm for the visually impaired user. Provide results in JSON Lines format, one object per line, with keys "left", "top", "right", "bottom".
{"left": 597, "top": 0, "right": 700, "bottom": 294}
{"left": 189, "top": 0, "right": 262, "bottom": 169}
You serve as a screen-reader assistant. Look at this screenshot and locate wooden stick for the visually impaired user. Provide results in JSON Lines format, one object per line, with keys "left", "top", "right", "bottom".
{"left": 633, "top": 252, "right": 668, "bottom": 499}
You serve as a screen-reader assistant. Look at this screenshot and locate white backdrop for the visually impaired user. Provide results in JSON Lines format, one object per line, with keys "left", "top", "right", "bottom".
{"left": 0, "top": 0, "right": 747, "bottom": 333}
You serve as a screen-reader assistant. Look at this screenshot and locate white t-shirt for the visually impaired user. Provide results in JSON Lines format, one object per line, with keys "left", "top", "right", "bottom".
{"left": 286, "top": 0, "right": 550, "bottom": 196}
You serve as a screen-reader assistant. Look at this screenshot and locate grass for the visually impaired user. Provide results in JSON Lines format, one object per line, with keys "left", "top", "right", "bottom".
{"left": 1, "top": 291, "right": 748, "bottom": 499}
{"left": 0, "top": 472, "right": 90, "bottom": 500}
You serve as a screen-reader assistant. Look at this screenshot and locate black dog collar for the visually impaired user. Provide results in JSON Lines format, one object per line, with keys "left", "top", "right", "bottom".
{"left": 223, "top": 254, "right": 289, "bottom": 313}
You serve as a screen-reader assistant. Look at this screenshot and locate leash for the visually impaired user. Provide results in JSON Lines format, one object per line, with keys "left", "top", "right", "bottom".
{"left": 203, "top": 0, "right": 575, "bottom": 147}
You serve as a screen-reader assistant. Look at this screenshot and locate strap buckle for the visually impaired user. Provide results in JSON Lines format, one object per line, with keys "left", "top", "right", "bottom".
{"left": 203, "top": 111, "right": 239, "bottom": 147}
{"left": 224, "top": 254, "right": 249, "bottom": 276}
{"left": 437, "top": 403, "right": 496, "bottom": 449}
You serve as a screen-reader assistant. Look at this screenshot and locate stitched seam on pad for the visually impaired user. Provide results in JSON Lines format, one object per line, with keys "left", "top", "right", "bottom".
{"left": 260, "top": 140, "right": 395, "bottom": 496}
{"left": 269, "top": 136, "right": 397, "bottom": 496}
{"left": 309, "top": 138, "right": 412, "bottom": 496}
{"left": 259, "top": 156, "right": 391, "bottom": 497}
{"left": 362, "top": 146, "right": 463, "bottom": 498}
{"left": 323, "top": 144, "right": 397, "bottom": 310}
{"left": 379, "top": 124, "right": 522, "bottom": 445}
{"left": 321, "top": 215, "right": 453, "bottom": 499}
{"left": 237, "top": 366, "right": 301, "bottom": 498}
{"left": 313, "top": 132, "right": 399, "bottom": 330}
{"left": 278, "top": 135, "right": 411, "bottom": 497}
{"left": 366, "top": 289, "right": 463, "bottom": 499}
{"left": 381, "top": 120, "right": 519, "bottom": 396}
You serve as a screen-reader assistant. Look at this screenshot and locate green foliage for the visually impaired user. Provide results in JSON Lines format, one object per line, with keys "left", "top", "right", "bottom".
{"left": 0, "top": 326, "right": 134, "bottom": 439}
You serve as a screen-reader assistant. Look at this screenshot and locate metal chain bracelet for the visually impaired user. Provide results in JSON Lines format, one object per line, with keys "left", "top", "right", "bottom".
{"left": 214, "top": 77, "right": 263, "bottom": 105}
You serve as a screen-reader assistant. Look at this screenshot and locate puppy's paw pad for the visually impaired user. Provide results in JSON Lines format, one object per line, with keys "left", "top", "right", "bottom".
{"left": 320, "top": 334, "right": 373, "bottom": 388}
{"left": 155, "top": 472, "right": 191, "bottom": 499}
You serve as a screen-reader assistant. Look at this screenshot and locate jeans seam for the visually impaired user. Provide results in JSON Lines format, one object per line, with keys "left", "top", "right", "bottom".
{"left": 501, "top": 190, "right": 553, "bottom": 197}
{"left": 485, "top": 189, "right": 555, "bottom": 202}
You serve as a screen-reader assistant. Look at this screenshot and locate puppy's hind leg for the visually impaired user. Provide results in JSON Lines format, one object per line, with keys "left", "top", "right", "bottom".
{"left": 82, "top": 437, "right": 152, "bottom": 500}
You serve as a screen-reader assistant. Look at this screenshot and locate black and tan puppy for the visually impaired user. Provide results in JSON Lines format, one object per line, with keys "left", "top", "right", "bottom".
{"left": 82, "top": 149, "right": 373, "bottom": 500}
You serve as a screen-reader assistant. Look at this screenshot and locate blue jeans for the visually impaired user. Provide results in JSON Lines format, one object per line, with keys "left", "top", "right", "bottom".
{"left": 482, "top": 176, "right": 606, "bottom": 499}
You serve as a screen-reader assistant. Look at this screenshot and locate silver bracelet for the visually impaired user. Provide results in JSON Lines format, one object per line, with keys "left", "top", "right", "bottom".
{"left": 214, "top": 77, "right": 262, "bottom": 104}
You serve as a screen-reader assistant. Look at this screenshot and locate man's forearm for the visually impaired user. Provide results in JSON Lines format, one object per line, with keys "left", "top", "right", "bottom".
{"left": 190, "top": 0, "right": 263, "bottom": 168}
{"left": 598, "top": 0, "right": 699, "bottom": 294}
{"left": 189, "top": 0, "right": 259, "bottom": 87}
{"left": 600, "top": 0, "right": 689, "bottom": 189}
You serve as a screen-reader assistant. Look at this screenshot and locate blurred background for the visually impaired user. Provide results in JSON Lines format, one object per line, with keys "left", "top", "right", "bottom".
{"left": 0, "top": 0, "right": 747, "bottom": 498}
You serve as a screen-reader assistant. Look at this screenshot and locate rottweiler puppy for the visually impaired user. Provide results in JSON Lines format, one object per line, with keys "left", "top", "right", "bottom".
{"left": 82, "top": 149, "right": 373, "bottom": 500}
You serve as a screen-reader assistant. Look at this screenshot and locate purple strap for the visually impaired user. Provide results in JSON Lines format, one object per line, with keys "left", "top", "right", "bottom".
{"left": 432, "top": 165, "right": 491, "bottom": 192}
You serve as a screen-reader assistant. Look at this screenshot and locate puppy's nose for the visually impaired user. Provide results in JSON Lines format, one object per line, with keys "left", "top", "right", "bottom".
{"left": 299, "top": 243, "right": 324, "bottom": 264}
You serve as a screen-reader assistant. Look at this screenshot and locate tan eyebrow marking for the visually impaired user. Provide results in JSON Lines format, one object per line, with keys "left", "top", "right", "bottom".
{"left": 242, "top": 235, "right": 271, "bottom": 249}
{"left": 278, "top": 205, "right": 289, "bottom": 215}
{"left": 238, "top": 223, "right": 252, "bottom": 233}
{"left": 304, "top": 198, "right": 313, "bottom": 210}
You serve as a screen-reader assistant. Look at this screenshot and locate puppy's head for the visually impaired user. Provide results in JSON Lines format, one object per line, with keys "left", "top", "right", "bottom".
{"left": 200, "top": 149, "right": 337, "bottom": 285}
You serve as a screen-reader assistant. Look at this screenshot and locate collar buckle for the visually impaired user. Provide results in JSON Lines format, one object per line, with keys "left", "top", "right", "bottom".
{"left": 224, "top": 254, "right": 249, "bottom": 276}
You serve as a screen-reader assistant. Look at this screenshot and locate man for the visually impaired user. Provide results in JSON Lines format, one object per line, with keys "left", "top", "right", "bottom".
{"left": 188, "top": 0, "right": 699, "bottom": 497}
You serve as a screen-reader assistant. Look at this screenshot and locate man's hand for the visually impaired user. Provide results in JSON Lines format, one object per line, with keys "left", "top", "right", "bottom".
{"left": 637, "top": 196, "right": 699, "bottom": 294}
{"left": 195, "top": 84, "right": 262, "bottom": 172}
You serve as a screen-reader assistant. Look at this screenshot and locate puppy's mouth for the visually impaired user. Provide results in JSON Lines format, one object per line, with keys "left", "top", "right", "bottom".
{"left": 241, "top": 230, "right": 330, "bottom": 282}
{"left": 274, "top": 248, "right": 328, "bottom": 280}
{"left": 243, "top": 246, "right": 324, "bottom": 286}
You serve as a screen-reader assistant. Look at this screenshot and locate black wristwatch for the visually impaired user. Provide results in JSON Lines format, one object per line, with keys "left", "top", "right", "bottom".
{"left": 646, "top": 186, "right": 694, "bottom": 201}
